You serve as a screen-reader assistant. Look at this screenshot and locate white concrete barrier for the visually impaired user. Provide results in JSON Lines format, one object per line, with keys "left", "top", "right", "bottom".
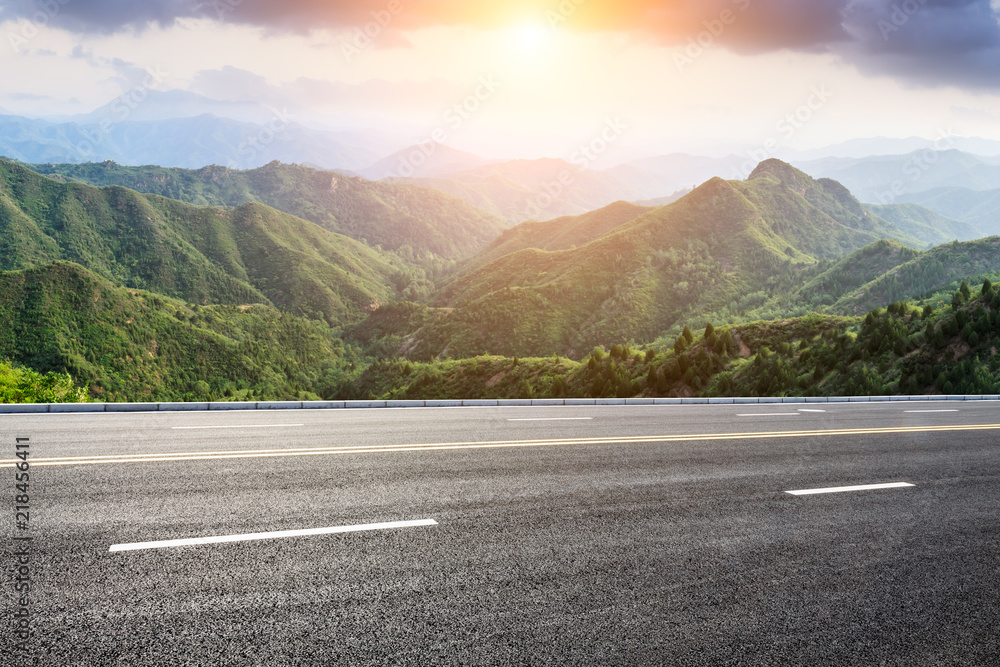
{"left": 106, "top": 403, "right": 159, "bottom": 412}
{"left": 3, "top": 394, "right": 996, "bottom": 414}
{"left": 51, "top": 403, "right": 104, "bottom": 413}
{"left": 159, "top": 402, "right": 210, "bottom": 411}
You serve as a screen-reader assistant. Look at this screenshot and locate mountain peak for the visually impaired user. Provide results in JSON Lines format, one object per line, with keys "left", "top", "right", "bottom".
{"left": 747, "top": 159, "right": 813, "bottom": 187}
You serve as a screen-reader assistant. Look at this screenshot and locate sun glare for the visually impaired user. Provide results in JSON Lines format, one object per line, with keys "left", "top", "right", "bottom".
{"left": 512, "top": 23, "right": 548, "bottom": 53}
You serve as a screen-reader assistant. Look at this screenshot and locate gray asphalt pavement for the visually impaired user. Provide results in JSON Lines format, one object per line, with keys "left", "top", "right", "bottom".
{"left": 2, "top": 402, "right": 999, "bottom": 665}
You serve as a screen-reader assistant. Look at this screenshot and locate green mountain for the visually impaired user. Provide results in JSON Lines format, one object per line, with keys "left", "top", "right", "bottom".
{"left": 389, "top": 161, "right": 938, "bottom": 358}
{"left": 400, "top": 158, "right": 652, "bottom": 223}
{"left": 0, "top": 159, "right": 396, "bottom": 324}
{"left": 463, "top": 201, "right": 652, "bottom": 273}
{"left": 895, "top": 186, "right": 1000, "bottom": 237}
{"left": 865, "top": 203, "right": 981, "bottom": 245}
{"left": 783, "top": 239, "right": 921, "bottom": 312}
{"left": 27, "top": 159, "right": 508, "bottom": 261}
{"left": 336, "top": 279, "right": 1000, "bottom": 401}
{"left": 734, "top": 160, "right": 920, "bottom": 256}
{"left": 10, "top": 152, "right": 1000, "bottom": 405}
{"left": 829, "top": 236, "right": 1000, "bottom": 315}
{"left": 0, "top": 262, "right": 358, "bottom": 402}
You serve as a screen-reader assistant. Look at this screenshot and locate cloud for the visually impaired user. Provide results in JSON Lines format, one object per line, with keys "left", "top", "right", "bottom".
{"left": 0, "top": 0, "right": 191, "bottom": 34}
{"left": 7, "top": 92, "right": 53, "bottom": 101}
{"left": 839, "top": 0, "right": 1000, "bottom": 89}
{"left": 189, "top": 66, "right": 272, "bottom": 101}
{"left": 4, "top": 0, "right": 1000, "bottom": 89}
{"left": 187, "top": 67, "right": 463, "bottom": 115}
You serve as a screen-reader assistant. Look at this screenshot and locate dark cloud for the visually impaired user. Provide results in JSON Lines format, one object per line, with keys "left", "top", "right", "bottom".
{"left": 4, "top": 0, "right": 1000, "bottom": 88}
{"left": 840, "top": 0, "right": 1000, "bottom": 88}
{"left": 0, "top": 0, "right": 192, "bottom": 34}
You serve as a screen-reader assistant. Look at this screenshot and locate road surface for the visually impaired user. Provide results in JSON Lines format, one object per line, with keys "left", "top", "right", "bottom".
{"left": 2, "top": 402, "right": 999, "bottom": 665}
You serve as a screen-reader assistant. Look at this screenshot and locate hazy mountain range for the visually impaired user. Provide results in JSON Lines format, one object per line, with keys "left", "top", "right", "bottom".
{"left": 28, "top": 160, "right": 509, "bottom": 262}
{"left": 6, "top": 145, "right": 1000, "bottom": 401}
{"left": 0, "top": 113, "right": 379, "bottom": 171}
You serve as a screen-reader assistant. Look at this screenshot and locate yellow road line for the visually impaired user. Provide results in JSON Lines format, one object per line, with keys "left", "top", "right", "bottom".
{"left": 2, "top": 423, "right": 998, "bottom": 468}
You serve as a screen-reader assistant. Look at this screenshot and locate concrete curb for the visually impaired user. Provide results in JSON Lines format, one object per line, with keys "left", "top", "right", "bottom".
{"left": 2, "top": 395, "right": 998, "bottom": 414}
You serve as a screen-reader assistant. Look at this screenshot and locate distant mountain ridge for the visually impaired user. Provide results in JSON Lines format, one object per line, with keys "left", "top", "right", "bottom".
{"left": 396, "top": 157, "right": 667, "bottom": 223}
{"left": 894, "top": 186, "right": 1000, "bottom": 237}
{"left": 796, "top": 150, "right": 1000, "bottom": 203}
{"left": 26, "top": 160, "right": 509, "bottom": 261}
{"left": 463, "top": 201, "right": 653, "bottom": 273}
{"left": 359, "top": 142, "right": 499, "bottom": 179}
{"left": 0, "top": 159, "right": 396, "bottom": 324}
{"left": 0, "top": 113, "right": 379, "bottom": 170}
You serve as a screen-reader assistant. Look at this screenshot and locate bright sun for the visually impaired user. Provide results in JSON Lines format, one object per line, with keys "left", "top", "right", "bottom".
{"left": 512, "top": 23, "right": 549, "bottom": 53}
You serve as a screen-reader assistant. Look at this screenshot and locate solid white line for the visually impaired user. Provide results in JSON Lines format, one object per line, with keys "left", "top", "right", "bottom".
{"left": 738, "top": 413, "right": 800, "bottom": 417}
{"left": 507, "top": 417, "right": 593, "bottom": 421}
{"left": 904, "top": 410, "right": 959, "bottom": 413}
{"left": 786, "top": 482, "right": 915, "bottom": 496}
{"left": 171, "top": 424, "right": 305, "bottom": 430}
{"left": 110, "top": 519, "right": 438, "bottom": 552}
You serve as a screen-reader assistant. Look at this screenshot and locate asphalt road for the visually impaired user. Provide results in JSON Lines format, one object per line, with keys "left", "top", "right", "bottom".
{"left": 2, "top": 402, "right": 999, "bottom": 665}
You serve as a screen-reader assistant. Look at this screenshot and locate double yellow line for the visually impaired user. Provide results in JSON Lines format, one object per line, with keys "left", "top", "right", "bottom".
{"left": 2, "top": 423, "right": 998, "bottom": 468}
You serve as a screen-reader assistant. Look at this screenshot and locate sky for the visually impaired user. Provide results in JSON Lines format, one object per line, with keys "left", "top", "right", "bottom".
{"left": 3, "top": 0, "right": 1000, "bottom": 160}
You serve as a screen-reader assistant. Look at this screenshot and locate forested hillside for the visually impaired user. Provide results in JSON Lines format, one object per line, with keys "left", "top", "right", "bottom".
{"left": 1, "top": 159, "right": 397, "bottom": 324}
{"left": 28, "top": 159, "right": 508, "bottom": 262}
{"left": 0, "top": 262, "right": 359, "bottom": 402}
{"left": 4, "top": 155, "right": 998, "bottom": 403}
{"left": 335, "top": 278, "right": 1000, "bottom": 400}
{"left": 388, "top": 161, "right": 949, "bottom": 359}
